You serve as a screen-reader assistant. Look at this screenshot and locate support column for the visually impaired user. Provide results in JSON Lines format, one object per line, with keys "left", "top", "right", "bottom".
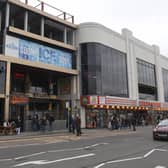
{"left": 153, "top": 45, "right": 164, "bottom": 102}
{"left": 5, "top": 3, "right": 10, "bottom": 28}
{"left": 64, "top": 27, "right": 67, "bottom": 44}
{"left": 24, "top": 11, "right": 28, "bottom": 31}
{"left": 71, "top": 76, "right": 78, "bottom": 105}
{"left": 41, "top": 17, "right": 44, "bottom": 36}
{"left": 122, "top": 28, "right": 138, "bottom": 100}
{"left": 4, "top": 62, "right": 11, "bottom": 121}
{"left": 72, "top": 31, "right": 75, "bottom": 46}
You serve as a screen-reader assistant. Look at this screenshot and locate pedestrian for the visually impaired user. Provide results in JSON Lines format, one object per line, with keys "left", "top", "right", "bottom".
{"left": 32, "top": 114, "right": 39, "bottom": 131}
{"left": 48, "top": 114, "right": 54, "bottom": 131}
{"left": 111, "top": 116, "right": 114, "bottom": 130}
{"left": 15, "top": 116, "right": 22, "bottom": 135}
{"left": 75, "top": 114, "right": 81, "bottom": 136}
{"left": 131, "top": 115, "right": 136, "bottom": 131}
{"left": 71, "top": 114, "right": 76, "bottom": 134}
{"left": 41, "top": 116, "right": 47, "bottom": 132}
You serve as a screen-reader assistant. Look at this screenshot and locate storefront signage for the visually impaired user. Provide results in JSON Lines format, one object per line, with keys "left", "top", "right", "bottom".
{"left": 14, "top": 72, "right": 25, "bottom": 79}
{"left": 11, "top": 96, "right": 29, "bottom": 104}
{"left": 105, "top": 96, "right": 137, "bottom": 106}
{"left": 81, "top": 96, "right": 136, "bottom": 106}
{"left": 98, "top": 96, "right": 105, "bottom": 105}
{"left": 139, "top": 101, "right": 160, "bottom": 107}
{"left": 161, "top": 102, "right": 168, "bottom": 108}
{"left": 5, "top": 35, "right": 72, "bottom": 69}
{"left": 80, "top": 96, "right": 98, "bottom": 106}
{"left": 80, "top": 96, "right": 89, "bottom": 106}
{"left": 89, "top": 96, "right": 98, "bottom": 105}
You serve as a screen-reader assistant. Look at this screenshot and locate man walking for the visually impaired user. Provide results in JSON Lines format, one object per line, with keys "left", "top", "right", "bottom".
{"left": 75, "top": 114, "right": 81, "bottom": 136}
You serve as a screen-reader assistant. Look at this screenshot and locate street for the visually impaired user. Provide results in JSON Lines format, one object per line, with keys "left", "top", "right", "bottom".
{"left": 0, "top": 126, "right": 168, "bottom": 168}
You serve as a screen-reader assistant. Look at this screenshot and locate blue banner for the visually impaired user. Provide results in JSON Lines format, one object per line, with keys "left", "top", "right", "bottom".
{"left": 5, "top": 35, "right": 72, "bottom": 69}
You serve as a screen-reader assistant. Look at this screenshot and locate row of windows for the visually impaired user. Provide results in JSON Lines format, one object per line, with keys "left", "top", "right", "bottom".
{"left": 81, "top": 43, "right": 129, "bottom": 97}
{"left": 81, "top": 44, "right": 160, "bottom": 101}
{"left": 0, "top": 3, "right": 74, "bottom": 45}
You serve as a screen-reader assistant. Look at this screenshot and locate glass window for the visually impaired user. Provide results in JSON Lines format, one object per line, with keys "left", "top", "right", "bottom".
{"left": 137, "top": 59, "right": 157, "bottom": 100}
{"left": 81, "top": 43, "right": 128, "bottom": 97}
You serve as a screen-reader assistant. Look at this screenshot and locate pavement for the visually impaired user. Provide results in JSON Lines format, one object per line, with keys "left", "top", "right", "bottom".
{"left": 0, "top": 126, "right": 145, "bottom": 142}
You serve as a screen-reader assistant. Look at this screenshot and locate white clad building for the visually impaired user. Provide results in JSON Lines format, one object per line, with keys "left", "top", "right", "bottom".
{"left": 76, "top": 22, "right": 168, "bottom": 128}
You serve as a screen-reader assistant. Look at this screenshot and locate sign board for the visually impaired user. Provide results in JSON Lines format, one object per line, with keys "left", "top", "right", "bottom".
{"left": 139, "top": 101, "right": 161, "bottom": 108}
{"left": 98, "top": 96, "right": 105, "bottom": 105}
{"left": 11, "top": 96, "right": 29, "bottom": 104}
{"left": 5, "top": 35, "right": 72, "bottom": 69}
{"left": 105, "top": 96, "right": 137, "bottom": 106}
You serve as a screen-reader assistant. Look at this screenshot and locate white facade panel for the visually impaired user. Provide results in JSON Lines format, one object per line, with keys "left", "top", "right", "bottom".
{"left": 160, "top": 56, "right": 168, "bottom": 70}
{"left": 76, "top": 22, "right": 126, "bottom": 52}
{"left": 134, "top": 45, "right": 155, "bottom": 64}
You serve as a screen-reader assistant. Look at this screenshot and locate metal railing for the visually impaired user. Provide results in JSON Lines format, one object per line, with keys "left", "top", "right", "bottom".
{"left": 19, "top": 0, "right": 74, "bottom": 24}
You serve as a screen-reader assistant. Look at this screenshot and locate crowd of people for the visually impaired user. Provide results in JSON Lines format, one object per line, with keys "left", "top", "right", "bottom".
{"left": 2, "top": 116, "right": 22, "bottom": 135}
{"left": 109, "top": 114, "right": 146, "bottom": 131}
{"left": 31, "top": 113, "right": 55, "bottom": 132}
{"left": 0, "top": 113, "right": 55, "bottom": 135}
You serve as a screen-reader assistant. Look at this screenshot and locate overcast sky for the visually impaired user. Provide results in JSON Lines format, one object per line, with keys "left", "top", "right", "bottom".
{"left": 27, "top": 0, "right": 168, "bottom": 56}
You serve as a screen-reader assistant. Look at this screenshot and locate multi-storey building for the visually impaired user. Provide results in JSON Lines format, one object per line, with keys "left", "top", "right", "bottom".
{"left": 77, "top": 23, "right": 168, "bottom": 128}
{"left": 1, "top": 1, "right": 168, "bottom": 131}
{"left": 0, "top": 0, "right": 78, "bottom": 131}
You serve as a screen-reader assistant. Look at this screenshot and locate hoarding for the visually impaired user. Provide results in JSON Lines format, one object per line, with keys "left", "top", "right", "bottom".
{"left": 5, "top": 35, "right": 72, "bottom": 69}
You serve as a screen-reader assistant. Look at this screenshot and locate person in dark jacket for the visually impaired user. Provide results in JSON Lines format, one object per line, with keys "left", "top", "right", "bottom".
{"left": 131, "top": 115, "right": 136, "bottom": 131}
{"left": 41, "top": 116, "right": 47, "bottom": 132}
{"left": 48, "top": 114, "right": 54, "bottom": 131}
{"left": 75, "top": 114, "right": 81, "bottom": 136}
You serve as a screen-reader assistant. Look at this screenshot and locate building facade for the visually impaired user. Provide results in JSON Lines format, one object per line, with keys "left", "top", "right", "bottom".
{"left": 76, "top": 23, "right": 168, "bottom": 128}
{"left": 0, "top": 0, "right": 79, "bottom": 131}
{"left": 1, "top": 1, "right": 168, "bottom": 131}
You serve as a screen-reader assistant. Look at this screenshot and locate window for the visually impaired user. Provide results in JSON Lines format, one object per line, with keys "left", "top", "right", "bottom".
{"left": 137, "top": 59, "right": 157, "bottom": 100}
{"left": 81, "top": 43, "right": 128, "bottom": 97}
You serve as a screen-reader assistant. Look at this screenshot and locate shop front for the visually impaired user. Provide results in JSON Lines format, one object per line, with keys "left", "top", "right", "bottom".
{"left": 8, "top": 63, "right": 76, "bottom": 131}
{"left": 10, "top": 94, "right": 70, "bottom": 131}
{"left": 138, "top": 101, "right": 168, "bottom": 125}
{"left": 81, "top": 96, "right": 138, "bottom": 129}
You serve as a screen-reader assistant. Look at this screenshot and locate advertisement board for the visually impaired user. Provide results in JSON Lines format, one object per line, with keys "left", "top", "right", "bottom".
{"left": 5, "top": 35, "right": 72, "bottom": 69}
